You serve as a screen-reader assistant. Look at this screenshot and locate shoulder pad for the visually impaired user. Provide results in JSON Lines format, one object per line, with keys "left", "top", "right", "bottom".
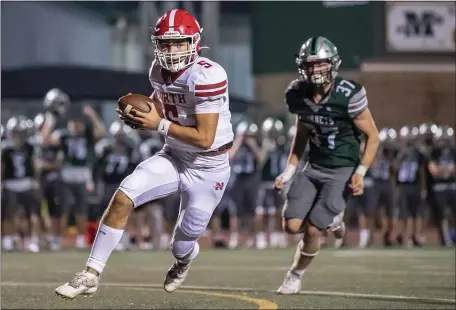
{"left": 341, "top": 79, "right": 368, "bottom": 118}
{"left": 285, "top": 79, "right": 303, "bottom": 93}
{"left": 149, "top": 60, "right": 161, "bottom": 85}
{"left": 285, "top": 79, "right": 305, "bottom": 113}
{"left": 190, "top": 58, "right": 228, "bottom": 99}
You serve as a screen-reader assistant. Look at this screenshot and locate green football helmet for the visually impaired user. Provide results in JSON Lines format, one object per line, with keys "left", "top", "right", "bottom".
{"left": 44, "top": 88, "right": 70, "bottom": 117}
{"left": 296, "top": 36, "right": 341, "bottom": 86}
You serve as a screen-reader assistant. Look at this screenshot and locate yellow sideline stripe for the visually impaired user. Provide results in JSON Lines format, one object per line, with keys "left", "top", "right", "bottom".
{"left": 127, "top": 287, "right": 279, "bottom": 309}
{"left": 180, "top": 289, "right": 279, "bottom": 309}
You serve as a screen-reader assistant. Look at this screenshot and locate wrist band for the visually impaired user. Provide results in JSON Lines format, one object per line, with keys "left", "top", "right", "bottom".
{"left": 355, "top": 165, "right": 368, "bottom": 177}
{"left": 157, "top": 119, "right": 171, "bottom": 136}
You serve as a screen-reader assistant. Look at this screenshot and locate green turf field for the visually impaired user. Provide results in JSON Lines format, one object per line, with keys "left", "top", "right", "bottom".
{"left": 1, "top": 247, "right": 455, "bottom": 309}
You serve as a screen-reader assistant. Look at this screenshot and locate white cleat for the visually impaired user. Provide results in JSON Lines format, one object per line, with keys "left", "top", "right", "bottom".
{"left": 277, "top": 270, "right": 302, "bottom": 295}
{"left": 163, "top": 261, "right": 191, "bottom": 293}
{"left": 55, "top": 271, "right": 99, "bottom": 299}
{"left": 26, "top": 242, "right": 40, "bottom": 253}
{"left": 2, "top": 237, "right": 14, "bottom": 252}
{"left": 227, "top": 233, "right": 239, "bottom": 250}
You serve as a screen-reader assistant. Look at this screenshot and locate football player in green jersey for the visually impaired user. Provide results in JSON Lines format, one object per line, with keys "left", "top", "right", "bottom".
{"left": 274, "top": 37, "right": 380, "bottom": 294}
{"left": 41, "top": 96, "right": 106, "bottom": 250}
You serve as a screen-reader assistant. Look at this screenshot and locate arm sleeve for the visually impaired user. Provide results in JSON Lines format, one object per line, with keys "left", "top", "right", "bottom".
{"left": 348, "top": 86, "right": 368, "bottom": 119}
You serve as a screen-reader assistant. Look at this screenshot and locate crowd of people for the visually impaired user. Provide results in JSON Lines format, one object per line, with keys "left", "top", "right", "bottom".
{"left": 1, "top": 89, "right": 455, "bottom": 253}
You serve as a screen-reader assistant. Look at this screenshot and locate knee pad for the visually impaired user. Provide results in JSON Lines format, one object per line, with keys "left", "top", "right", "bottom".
{"left": 171, "top": 207, "right": 211, "bottom": 258}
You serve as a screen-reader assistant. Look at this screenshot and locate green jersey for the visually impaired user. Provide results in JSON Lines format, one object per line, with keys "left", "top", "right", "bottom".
{"left": 59, "top": 127, "right": 95, "bottom": 167}
{"left": 1, "top": 141, "right": 36, "bottom": 180}
{"left": 285, "top": 76, "right": 367, "bottom": 168}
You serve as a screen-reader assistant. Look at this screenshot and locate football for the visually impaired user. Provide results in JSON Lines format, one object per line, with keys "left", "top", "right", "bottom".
{"left": 118, "top": 93, "right": 153, "bottom": 115}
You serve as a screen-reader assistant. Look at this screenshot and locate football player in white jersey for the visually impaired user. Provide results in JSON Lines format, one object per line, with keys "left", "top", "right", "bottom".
{"left": 55, "top": 9, "right": 234, "bottom": 299}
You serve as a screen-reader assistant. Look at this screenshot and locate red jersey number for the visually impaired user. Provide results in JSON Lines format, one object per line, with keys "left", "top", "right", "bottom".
{"left": 197, "top": 60, "right": 212, "bottom": 69}
{"left": 163, "top": 103, "right": 181, "bottom": 125}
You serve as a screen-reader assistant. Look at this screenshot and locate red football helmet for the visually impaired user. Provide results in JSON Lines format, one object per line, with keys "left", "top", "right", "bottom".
{"left": 151, "top": 9, "right": 202, "bottom": 72}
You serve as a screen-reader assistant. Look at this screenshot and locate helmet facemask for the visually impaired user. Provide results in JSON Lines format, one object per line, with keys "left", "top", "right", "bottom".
{"left": 153, "top": 34, "right": 200, "bottom": 72}
{"left": 297, "top": 56, "right": 341, "bottom": 86}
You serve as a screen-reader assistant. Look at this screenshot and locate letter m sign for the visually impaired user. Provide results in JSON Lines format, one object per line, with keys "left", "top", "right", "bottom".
{"left": 397, "top": 10, "right": 444, "bottom": 37}
{"left": 214, "top": 182, "right": 225, "bottom": 191}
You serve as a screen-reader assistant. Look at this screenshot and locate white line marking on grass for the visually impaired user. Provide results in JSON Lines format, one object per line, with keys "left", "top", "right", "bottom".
{"left": 117, "top": 265, "right": 452, "bottom": 277}
{"left": 2, "top": 281, "right": 455, "bottom": 304}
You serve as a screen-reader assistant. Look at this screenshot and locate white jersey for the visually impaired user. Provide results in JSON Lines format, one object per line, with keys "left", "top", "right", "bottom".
{"left": 149, "top": 57, "right": 234, "bottom": 153}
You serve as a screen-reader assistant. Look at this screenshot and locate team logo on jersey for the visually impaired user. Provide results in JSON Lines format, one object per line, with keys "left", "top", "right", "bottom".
{"left": 156, "top": 90, "right": 187, "bottom": 105}
{"left": 305, "top": 114, "right": 335, "bottom": 126}
{"left": 214, "top": 182, "right": 225, "bottom": 191}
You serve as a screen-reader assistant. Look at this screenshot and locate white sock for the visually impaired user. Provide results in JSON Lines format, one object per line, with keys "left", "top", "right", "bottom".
{"left": 256, "top": 232, "right": 266, "bottom": 241}
{"left": 359, "top": 229, "right": 370, "bottom": 247}
{"left": 2, "top": 236, "right": 13, "bottom": 250}
{"left": 86, "top": 224, "right": 124, "bottom": 274}
{"left": 291, "top": 268, "right": 306, "bottom": 278}
{"left": 179, "top": 242, "right": 200, "bottom": 264}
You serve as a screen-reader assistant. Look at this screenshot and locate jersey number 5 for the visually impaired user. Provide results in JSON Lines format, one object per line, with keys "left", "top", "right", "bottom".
{"left": 163, "top": 103, "right": 182, "bottom": 125}
{"left": 197, "top": 60, "right": 212, "bottom": 68}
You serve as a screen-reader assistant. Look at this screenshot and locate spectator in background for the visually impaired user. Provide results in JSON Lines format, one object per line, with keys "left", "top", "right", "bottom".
{"left": 228, "top": 121, "right": 266, "bottom": 248}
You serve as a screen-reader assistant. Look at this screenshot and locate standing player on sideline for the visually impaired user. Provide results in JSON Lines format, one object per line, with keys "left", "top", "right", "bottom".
{"left": 274, "top": 37, "right": 379, "bottom": 294}
{"left": 55, "top": 9, "right": 233, "bottom": 298}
